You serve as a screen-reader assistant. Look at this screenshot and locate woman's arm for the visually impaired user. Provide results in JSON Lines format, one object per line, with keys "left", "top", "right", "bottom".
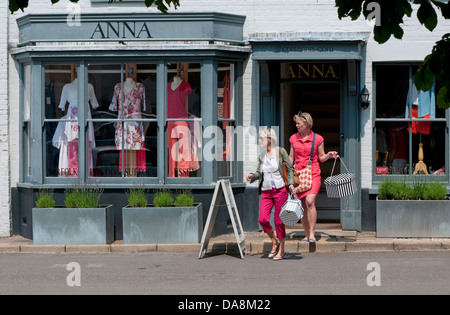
{"left": 318, "top": 142, "right": 339, "bottom": 163}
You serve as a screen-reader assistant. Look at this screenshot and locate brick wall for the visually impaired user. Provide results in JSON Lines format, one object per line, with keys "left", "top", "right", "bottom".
{"left": 0, "top": 0, "right": 9, "bottom": 237}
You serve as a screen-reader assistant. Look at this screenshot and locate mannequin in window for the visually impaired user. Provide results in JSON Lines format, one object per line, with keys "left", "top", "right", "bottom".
{"left": 167, "top": 66, "right": 192, "bottom": 177}
{"left": 109, "top": 65, "right": 146, "bottom": 176}
{"left": 52, "top": 66, "right": 99, "bottom": 176}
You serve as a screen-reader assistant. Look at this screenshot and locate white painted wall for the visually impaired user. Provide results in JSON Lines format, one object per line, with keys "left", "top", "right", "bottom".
{"left": 0, "top": 0, "right": 10, "bottom": 237}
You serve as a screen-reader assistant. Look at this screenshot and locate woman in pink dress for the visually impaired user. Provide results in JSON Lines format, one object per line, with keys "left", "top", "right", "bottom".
{"left": 289, "top": 112, "right": 338, "bottom": 242}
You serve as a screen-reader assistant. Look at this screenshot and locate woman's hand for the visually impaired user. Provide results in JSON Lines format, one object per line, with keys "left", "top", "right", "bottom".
{"left": 288, "top": 185, "right": 298, "bottom": 198}
{"left": 328, "top": 151, "right": 339, "bottom": 159}
{"left": 246, "top": 173, "right": 255, "bottom": 182}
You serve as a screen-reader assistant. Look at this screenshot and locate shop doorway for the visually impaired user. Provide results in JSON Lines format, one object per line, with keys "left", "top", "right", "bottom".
{"left": 281, "top": 82, "right": 341, "bottom": 221}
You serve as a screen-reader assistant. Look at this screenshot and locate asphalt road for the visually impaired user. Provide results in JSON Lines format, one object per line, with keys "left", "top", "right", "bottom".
{"left": 0, "top": 251, "right": 449, "bottom": 296}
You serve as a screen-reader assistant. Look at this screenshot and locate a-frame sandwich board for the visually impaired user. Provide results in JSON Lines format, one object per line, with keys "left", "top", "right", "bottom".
{"left": 199, "top": 179, "right": 248, "bottom": 259}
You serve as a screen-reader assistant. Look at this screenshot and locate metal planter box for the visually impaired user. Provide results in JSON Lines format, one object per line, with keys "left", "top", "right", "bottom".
{"left": 376, "top": 199, "right": 450, "bottom": 237}
{"left": 32, "top": 205, "right": 114, "bottom": 245}
{"left": 122, "top": 204, "right": 203, "bottom": 244}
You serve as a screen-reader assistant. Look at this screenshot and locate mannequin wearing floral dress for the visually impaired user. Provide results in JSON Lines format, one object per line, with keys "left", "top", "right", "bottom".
{"left": 109, "top": 74, "right": 146, "bottom": 175}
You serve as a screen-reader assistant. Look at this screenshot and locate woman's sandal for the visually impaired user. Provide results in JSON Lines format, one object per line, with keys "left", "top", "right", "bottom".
{"left": 268, "top": 242, "right": 280, "bottom": 258}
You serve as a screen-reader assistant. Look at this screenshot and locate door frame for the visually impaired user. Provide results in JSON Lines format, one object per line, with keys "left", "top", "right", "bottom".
{"left": 258, "top": 59, "right": 362, "bottom": 230}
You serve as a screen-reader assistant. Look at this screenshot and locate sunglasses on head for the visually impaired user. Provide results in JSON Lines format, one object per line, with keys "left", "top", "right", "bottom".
{"left": 297, "top": 112, "right": 307, "bottom": 120}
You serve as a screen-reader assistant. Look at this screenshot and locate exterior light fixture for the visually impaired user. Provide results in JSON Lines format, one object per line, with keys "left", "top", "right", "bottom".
{"left": 360, "top": 85, "right": 370, "bottom": 110}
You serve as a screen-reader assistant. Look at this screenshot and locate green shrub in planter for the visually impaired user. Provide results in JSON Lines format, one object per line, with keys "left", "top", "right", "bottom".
{"left": 378, "top": 178, "right": 412, "bottom": 200}
{"left": 174, "top": 190, "right": 194, "bottom": 207}
{"left": 422, "top": 182, "right": 447, "bottom": 200}
{"left": 378, "top": 177, "right": 448, "bottom": 200}
{"left": 153, "top": 189, "right": 174, "bottom": 207}
{"left": 36, "top": 189, "right": 55, "bottom": 208}
{"left": 64, "top": 185, "right": 104, "bottom": 208}
{"left": 126, "top": 186, "right": 148, "bottom": 207}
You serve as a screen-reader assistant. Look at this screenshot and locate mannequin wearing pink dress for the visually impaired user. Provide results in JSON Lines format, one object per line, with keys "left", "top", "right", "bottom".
{"left": 167, "top": 73, "right": 192, "bottom": 177}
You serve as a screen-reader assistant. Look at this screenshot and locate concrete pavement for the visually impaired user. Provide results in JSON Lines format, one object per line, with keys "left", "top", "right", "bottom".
{"left": 1, "top": 224, "right": 449, "bottom": 254}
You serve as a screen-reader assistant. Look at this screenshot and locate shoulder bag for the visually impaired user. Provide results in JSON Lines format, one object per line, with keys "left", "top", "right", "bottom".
{"left": 295, "top": 133, "right": 315, "bottom": 193}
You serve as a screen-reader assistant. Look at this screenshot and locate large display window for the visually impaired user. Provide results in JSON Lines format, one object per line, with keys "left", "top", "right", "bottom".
{"left": 374, "top": 64, "right": 448, "bottom": 177}
{"left": 22, "top": 59, "right": 242, "bottom": 186}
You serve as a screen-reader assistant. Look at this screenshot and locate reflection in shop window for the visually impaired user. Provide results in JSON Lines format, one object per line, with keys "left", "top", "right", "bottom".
{"left": 375, "top": 64, "right": 446, "bottom": 176}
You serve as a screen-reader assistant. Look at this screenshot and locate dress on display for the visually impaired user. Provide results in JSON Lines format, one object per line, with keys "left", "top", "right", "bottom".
{"left": 167, "top": 80, "right": 192, "bottom": 177}
{"left": 52, "top": 79, "right": 99, "bottom": 176}
{"left": 109, "top": 81, "right": 146, "bottom": 173}
{"left": 405, "top": 81, "right": 435, "bottom": 135}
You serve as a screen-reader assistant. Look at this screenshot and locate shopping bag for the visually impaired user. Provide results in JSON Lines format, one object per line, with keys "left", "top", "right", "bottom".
{"left": 280, "top": 197, "right": 303, "bottom": 226}
{"left": 324, "top": 157, "right": 356, "bottom": 198}
{"left": 294, "top": 133, "right": 315, "bottom": 193}
{"left": 295, "top": 163, "right": 312, "bottom": 193}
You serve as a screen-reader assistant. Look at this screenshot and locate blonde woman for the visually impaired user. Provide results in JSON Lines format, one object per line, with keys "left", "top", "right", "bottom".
{"left": 289, "top": 112, "right": 338, "bottom": 242}
{"left": 246, "top": 127, "right": 295, "bottom": 260}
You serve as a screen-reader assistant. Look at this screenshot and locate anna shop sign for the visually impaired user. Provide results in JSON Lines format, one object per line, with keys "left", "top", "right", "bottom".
{"left": 281, "top": 63, "right": 340, "bottom": 80}
{"left": 90, "top": 21, "right": 152, "bottom": 39}
{"left": 17, "top": 13, "right": 246, "bottom": 45}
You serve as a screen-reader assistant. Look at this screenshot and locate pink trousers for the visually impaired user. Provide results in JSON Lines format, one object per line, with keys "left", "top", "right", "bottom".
{"left": 259, "top": 187, "right": 288, "bottom": 239}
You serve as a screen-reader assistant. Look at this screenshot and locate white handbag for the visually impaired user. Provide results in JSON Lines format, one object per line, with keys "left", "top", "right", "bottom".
{"left": 280, "top": 197, "right": 303, "bottom": 226}
{"left": 324, "top": 157, "right": 357, "bottom": 198}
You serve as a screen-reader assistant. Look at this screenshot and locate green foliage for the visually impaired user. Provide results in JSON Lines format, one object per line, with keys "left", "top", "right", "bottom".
{"left": 35, "top": 189, "right": 55, "bottom": 208}
{"left": 336, "top": 0, "right": 450, "bottom": 43}
{"left": 126, "top": 186, "right": 148, "bottom": 208}
{"left": 153, "top": 189, "right": 174, "bottom": 207}
{"left": 174, "top": 190, "right": 194, "bottom": 207}
{"left": 64, "top": 185, "right": 103, "bottom": 208}
{"left": 378, "top": 178, "right": 412, "bottom": 200}
{"left": 336, "top": 0, "right": 450, "bottom": 109}
{"left": 9, "top": 0, "right": 180, "bottom": 14}
{"left": 422, "top": 182, "right": 447, "bottom": 200}
{"left": 415, "top": 33, "right": 450, "bottom": 109}
{"left": 378, "top": 177, "right": 448, "bottom": 200}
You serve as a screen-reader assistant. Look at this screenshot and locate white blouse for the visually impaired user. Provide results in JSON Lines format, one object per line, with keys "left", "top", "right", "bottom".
{"left": 261, "top": 152, "right": 285, "bottom": 191}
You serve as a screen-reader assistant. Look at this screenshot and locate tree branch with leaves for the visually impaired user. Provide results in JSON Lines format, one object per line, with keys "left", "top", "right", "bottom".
{"left": 336, "top": 0, "right": 450, "bottom": 109}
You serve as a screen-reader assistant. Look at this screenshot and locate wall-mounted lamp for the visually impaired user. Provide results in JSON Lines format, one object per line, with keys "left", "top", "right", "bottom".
{"left": 360, "top": 85, "right": 370, "bottom": 110}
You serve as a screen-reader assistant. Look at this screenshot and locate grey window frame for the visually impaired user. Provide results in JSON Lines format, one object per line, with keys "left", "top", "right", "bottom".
{"left": 372, "top": 62, "right": 449, "bottom": 184}
{"left": 19, "top": 57, "right": 244, "bottom": 188}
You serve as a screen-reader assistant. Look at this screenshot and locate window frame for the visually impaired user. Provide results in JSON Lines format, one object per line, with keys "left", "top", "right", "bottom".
{"left": 372, "top": 62, "right": 449, "bottom": 184}
{"left": 20, "top": 57, "right": 243, "bottom": 187}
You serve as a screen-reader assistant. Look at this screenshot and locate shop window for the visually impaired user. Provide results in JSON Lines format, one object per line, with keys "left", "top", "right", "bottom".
{"left": 88, "top": 63, "right": 157, "bottom": 178}
{"left": 166, "top": 62, "right": 202, "bottom": 178}
{"left": 218, "top": 63, "right": 235, "bottom": 178}
{"left": 23, "top": 64, "right": 31, "bottom": 179}
{"left": 375, "top": 64, "right": 447, "bottom": 176}
{"left": 44, "top": 63, "right": 158, "bottom": 179}
{"left": 44, "top": 64, "right": 75, "bottom": 177}
{"left": 25, "top": 58, "right": 243, "bottom": 185}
